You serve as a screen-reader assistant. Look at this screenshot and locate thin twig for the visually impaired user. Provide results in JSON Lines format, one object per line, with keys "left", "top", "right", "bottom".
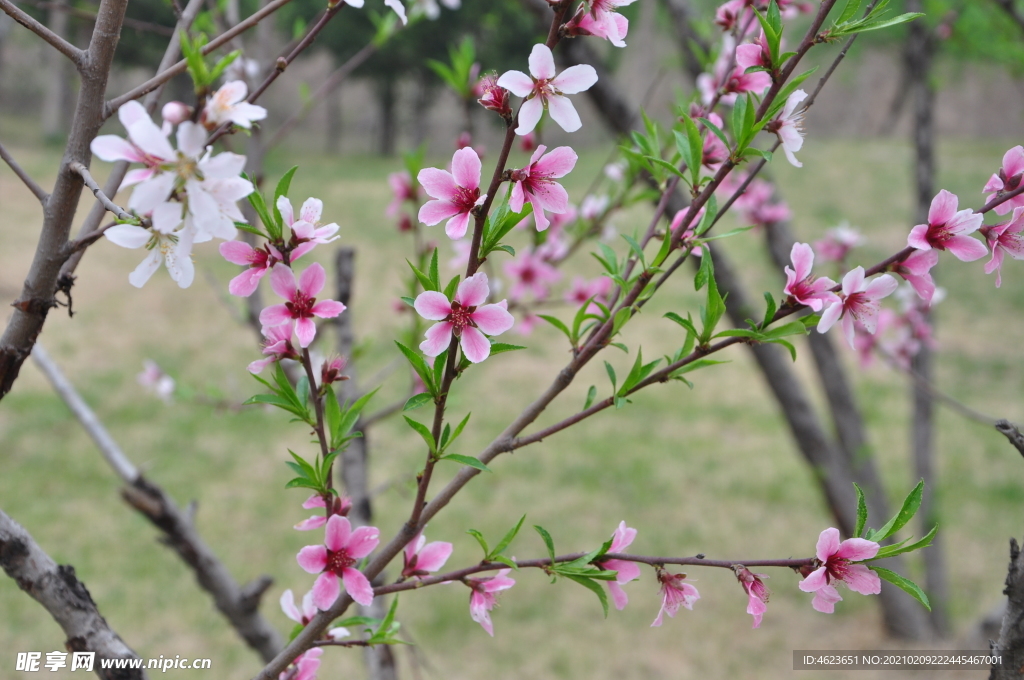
{"left": 206, "top": 3, "right": 348, "bottom": 145}
{"left": 0, "top": 0, "right": 84, "bottom": 65}
{"left": 70, "top": 161, "right": 144, "bottom": 225}
{"left": 0, "top": 139, "right": 48, "bottom": 204}
{"left": 104, "top": 0, "right": 296, "bottom": 118}
{"left": 15, "top": 0, "right": 176, "bottom": 35}
{"left": 877, "top": 348, "right": 997, "bottom": 425}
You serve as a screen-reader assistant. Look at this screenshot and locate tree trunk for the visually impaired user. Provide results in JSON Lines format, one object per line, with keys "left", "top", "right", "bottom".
{"left": 377, "top": 78, "right": 397, "bottom": 157}
{"left": 905, "top": 0, "right": 948, "bottom": 636}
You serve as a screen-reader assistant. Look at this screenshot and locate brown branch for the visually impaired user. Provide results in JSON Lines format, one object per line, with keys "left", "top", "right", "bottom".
{"left": 0, "top": 139, "right": 48, "bottom": 204}
{"left": 0, "top": 0, "right": 84, "bottom": 65}
{"left": 104, "top": 0, "right": 296, "bottom": 119}
{"left": 29, "top": 344, "right": 284, "bottom": 662}
{"left": 69, "top": 161, "right": 142, "bottom": 224}
{"left": 266, "top": 41, "right": 378, "bottom": 149}
{"left": 15, "top": 0, "right": 176, "bottom": 35}
{"left": 206, "top": 3, "right": 349, "bottom": 146}
{"left": 0, "top": 508, "right": 148, "bottom": 679}
{"left": 995, "top": 420, "right": 1024, "bottom": 458}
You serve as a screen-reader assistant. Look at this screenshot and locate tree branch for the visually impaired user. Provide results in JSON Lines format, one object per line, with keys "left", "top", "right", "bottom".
{"left": 29, "top": 344, "right": 284, "bottom": 662}
{"left": 104, "top": 0, "right": 296, "bottom": 118}
{"left": 0, "top": 508, "right": 148, "bottom": 679}
{"left": 0, "top": 139, "right": 48, "bottom": 204}
{"left": 0, "top": 0, "right": 83, "bottom": 65}
{"left": 70, "top": 161, "right": 142, "bottom": 224}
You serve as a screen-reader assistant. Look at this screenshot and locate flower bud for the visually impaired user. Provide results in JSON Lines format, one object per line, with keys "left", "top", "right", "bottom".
{"left": 320, "top": 355, "right": 349, "bottom": 386}
{"left": 161, "top": 101, "right": 192, "bottom": 125}
{"left": 476, "top": 73, "right": 512, "bottom": 119}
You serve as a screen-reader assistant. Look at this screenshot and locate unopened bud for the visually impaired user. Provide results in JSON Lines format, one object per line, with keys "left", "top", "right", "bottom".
{"left": 161, "top": 101, "right": 192, "bottom": 125}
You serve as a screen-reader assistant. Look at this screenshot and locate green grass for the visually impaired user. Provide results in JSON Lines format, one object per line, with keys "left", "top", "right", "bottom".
{"left": 0, "top": 132, "right": 1020, "bottom": 680}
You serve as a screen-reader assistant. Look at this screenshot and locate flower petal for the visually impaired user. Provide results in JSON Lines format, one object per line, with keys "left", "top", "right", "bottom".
{"left": 546, "top": 96, "right": 582, "bottom": 133}
{"left": 341, "top": 567, "right": 375, "bottom": 606}
{"left": 451, "top": 148, "right": 481, "bottom": 191}
{"left": 297, "top": 545, "right": 328, "bottom": 574}
{"left": 325, "top": 515, "right": 353, "bottom": 552}
{"left": 311, "top": 573, "right": 340, "bottom": 611}
{"left": 528, "top": 43, "right": 556, "bottom": 80}
{"left": 420, "top": 322, "right": 454, "bottom": 356}
{"left": 470, "top": 303, "right": 514, "bottom": 336}
{"left": 551, "top": 64, "right": 598, "bottom": 94}
{"left": 415, "top": 291, "right": 454, "bottom": 320}
{"left": 456, "top": 272, "right": 490, "bottom": 307}
{"left": 459, "top": 326, "right": 491, "bottom": 363}
{"left": 346, "top": 526, "right": 381, "bottom": 559}
{"left": 497, "top": 70, "right": 535, "bottom": 98}
{"left": 515, "top": 97, "right": 544, "bottom": 136}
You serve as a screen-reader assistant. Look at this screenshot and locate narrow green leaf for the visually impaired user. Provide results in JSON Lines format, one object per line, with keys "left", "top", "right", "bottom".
{"left": 272, "top": 166, "right": 299, "bottom": 227}
{"left": 441, "top": 454, "right": 491, "bottom": 472}
{"left": 403, "top": 393, "right": 433, "bottom": 411}
{"left": 490, "top": 514, "right": 526, "bottom": 558}
{"left": 406, "top": 259, "right": 435, "bottom": 292}
{"left": 869, "top": 480, "right": 924, "bottom": 543}
{"left": 538, "top": 314, "right": 573, "bottom": 342}
{"left": 442, "top": 275, "right": 460, "bottom": 303}
{"left": 584, "top": 385, "right": 597, "bottom": 410}
{"left": 489, "top": 343, "right": 526, "bottom": 356}
{"left": 467, "top": 529, "right": 490, "bottom": 557}
{"left": 403, "top": 416, "right": 436, "bottom": 454}
{"left": 564, "top": 575, "right": 610, "bottom": 617}
{"left": 604, "top": 361, "right": 617, "bottom": 393}
{"left": 871, "top": 525, "right": 938, "bottom": 560}
{"left": 395, "top": 341, "right": 435, "bottom": 395}
{"left": 428, "top": 248, "right": 440, "bottom": 291}
{"left": 534, "top": 525, "right": 556, "bottom": 563}
{"left": 853, "top": 483, "right": 868, "bottom": 538}
{"left": 871, "top": 566, "right": 931, "bottom": 611}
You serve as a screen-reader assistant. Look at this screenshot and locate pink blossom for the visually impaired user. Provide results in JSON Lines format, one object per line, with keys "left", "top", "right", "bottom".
{"left": 580, "top": 194, "right": 609, "bottom": 221}
{"left": 733, "top": 566, "right": 770, "bottom": 628}
{"left": 984, "top": 146, "right": 1024, "bottom": 215}
{"left": 497, "top": 44, "right": 598, "bottom": 135}
{"left": 219, "top": 241, "right": 283, "bottom": 297}
{"left": 321, "top": 355, "right": 349, "bottom": 385}
{"left": 735, "top": 32, "right": 772, "bottom": 72}
{"left": 280, "top": 588, "right": 350, "bottom": 640}
{"left": 296, "top": 514, "right": 380, "bottom": 609}
{"left": 504, "top": 251, "right": 561, "bottom": 301}
{"left": 259, "top": 264, "right": 347, "bottom": 348}
{"left": 715, "top": 0, "right": 752, "bottom": 32}
{"left": 294, "top": 494, "right": 352, "bottom": 531}
{"left": 817, "top": 267, "right": 898, "bottom": 350}
{"left": 735, "top": 178, "right": 790, "bottom": 226}
{"left": 202, "top": 80, "right": 267, "bottom": 129}
{"left": 249, "top": 323, "right": 299, "bottom": 375}
{"left": 418, "top": 148, "right": 486, "bottom": 239}
{"left": 466, "top": 569, "right": 516, "bottom": 636}
{"left": 402, "top": 531, "right": 454, "bottom": 579}
{"left": 852, "top": 308, "right": 897, "bottom": 369}
{"left": 515, "top": 312, "right": 541, "bottom": 336}
{"left": 907, "top": 190, "right": 987, "bottom": 261}
{"left": 278, "top": 196, "right": 340, "bottom": 261}
{"left": 387, "top": 171, "right": 417, "bottom": 218}
{"left": 651, "top": 569, "right": 700, "bottom": 626}
{"left": 596, "top": 522, "right": 641, "bottom": 611}
{"left": 414, "top": 273, "right": 514, "bottom": 363}
{"left": 890, "top": 248, "right": 939, "bottom": 303}
{"left": 161, "top": 101, "right": 191, "bottom": 125}
{"left": 279, "top": 648, "right": 323, "bottom": 680}
{"left": 137, "top": 359, "right": 174, "bottom": 403}
{"left": 814, "top": 224, "right": 863, "bottom": 263}
{"left": 564, "top": 0, "right": 636, "bottom": 47}
{"left": 980, "top": 206, "right": 1024, "bottom": 287}
{"left": 535, "top": 231, "right": 569, "bottom": 262}
{"left": 509, "top": 145, "right": 578, "bottom": 231}
{"left": 769, "top": 89, "right": 807, "bottom": 168}
{"left": 476, "top": 72, "right": 512, "bottom": 118}
{"left": 696, "top": 35, "right": 771, "bottom": 106}
{"left": 784, "top": 243, "right": 838, "bottom": 312}
{"left": 798, "top": 527, "right": 881, "bottom": 614}
{"left": 565, "top": 276, "right": 612, "bottom": 313}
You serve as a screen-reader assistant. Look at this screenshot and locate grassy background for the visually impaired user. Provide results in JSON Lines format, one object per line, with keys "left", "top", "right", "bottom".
{"left": 0, "top": 123, "right": 1021, "bottom": 680}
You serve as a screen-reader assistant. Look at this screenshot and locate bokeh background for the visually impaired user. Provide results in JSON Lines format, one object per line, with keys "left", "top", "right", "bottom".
{"left": 2, "top": 1, "right": 1024, "bottom": 678}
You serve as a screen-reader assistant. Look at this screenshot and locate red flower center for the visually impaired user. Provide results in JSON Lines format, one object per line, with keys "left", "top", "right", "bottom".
{"left": 286, "top": 290, "right": 317, "bottom": 319}
{"left": 326, "top": 548, "right": 356, "bottom": 577}
{"left": 447, "top": 300, "right": 477, "bottom": 339}
{"left": 452, "top": 185, "right": 482, "bottom": 213}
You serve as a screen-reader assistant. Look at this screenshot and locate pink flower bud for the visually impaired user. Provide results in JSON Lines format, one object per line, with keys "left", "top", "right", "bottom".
{"left": 161, "top": 101, "right": 192, "bottom": 125}
{"left": 476, "top": 73, "right": 512, "bottom": 119}
{"left": 320, "top": 355, "right": 349, "bottom": 386}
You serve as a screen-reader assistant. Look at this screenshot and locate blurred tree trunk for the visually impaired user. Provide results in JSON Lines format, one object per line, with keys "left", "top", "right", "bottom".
{"left": 326, "top": 86, "right": 342, "bottom": 154}
{"left": 905, "top": 0, "right": 948, "bottom": 636}
{"left": 41, "top": 0, "right": 71, "bottom": 141}
{"left": 334, "top": 248, "right": 400, "bottom": 680}
{"left": 412, "top": 78, "right": 433, "bottom": 148}
{"left": 377, "top": 77, "right": 397, "bottom": 156}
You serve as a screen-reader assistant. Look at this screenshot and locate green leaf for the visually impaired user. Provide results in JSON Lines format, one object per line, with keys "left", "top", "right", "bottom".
{"left": 871, "top": 525, "right": 937, "bottom": 560}
{"left": 490, "top": 515, "right": 526, "bottom": 559}
{"left": 446, "top": 412, "right": 471, "bottom": 451}
{"left": 403, "top": 393, "right": 433, "bottom": 411}
{"left": 247, "top": 186, "right": 279, "bottom": 240}
{"left": 209, "top": 49, "right": 241, "bottom": 84}
{"left": 868, "top": 480, "right": 924, "bottom": 543}
{"left": 272, "top": 166, "right": 299, "bottom": 228}
{"left": 534, "top": 525, "right": 556, "bottom": 563}
{"left": 494, "top": 244, "right": 516, "bottom": 257}
{"left": 742, "top": 147, "right": 774, "bottom": 163}
{"left": 428, "top": 248, "right": 440, "bottom": 291}
{"left": 763, "top": 292, "right": 777, "bottom": 328}
{"left": 604, "top": 361, "right": 617, "bottom": 394}
{"left": 564, "top": 574, "right": 610, "bottom": 617}
{"left": 694, "top": 245, "right": 713, "bottom": 291}
{"left": 538, "top": 314, "right": 573, "bottom": 343}
{"left": 584, "top": 385, "right": 597, "bottom": 410}
{"left": 695, "top": 194, "right": 719, "bottom": 237}
{"left": 853, "top": 483, "right": 868, "bottom": 538}
{"left": 645, "top": 156, "right": 686, "bottom": 180}
{"left": 871, "top": 566, "right": 931, "bottom": 611}
{"left": 324, "top": 387, "right": 342, "bottom": 441}
{"left": 442, "top": 275, "right": 460, "bottom": 302}
{"left": 406, "top": 259, "right": 435, "bottom": 292}
{"left": 698, "top": 226, "right": 754, "bottom": 242}
{"left": 441, "top": 454, "right": 491, "bottom": 472}
{"left": 489, "top": 343, "right": 526, "bottom": 356}
{"left": 467, "top": 529, "right": 490, "bottom": 557}
{"left": 698, "top": 117, "right": 730, "bottom": 150}
{"left": 834, "top": 0, "right": 861, "bottom": 26}
{"left": 432, "top": 351, "right": 446, "bottom": 392}
{"left": 395, "top": 341, "right": 435, "bottom": 396}
{"left": 403, "top": 416, "right": 436, "bottom": 454}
